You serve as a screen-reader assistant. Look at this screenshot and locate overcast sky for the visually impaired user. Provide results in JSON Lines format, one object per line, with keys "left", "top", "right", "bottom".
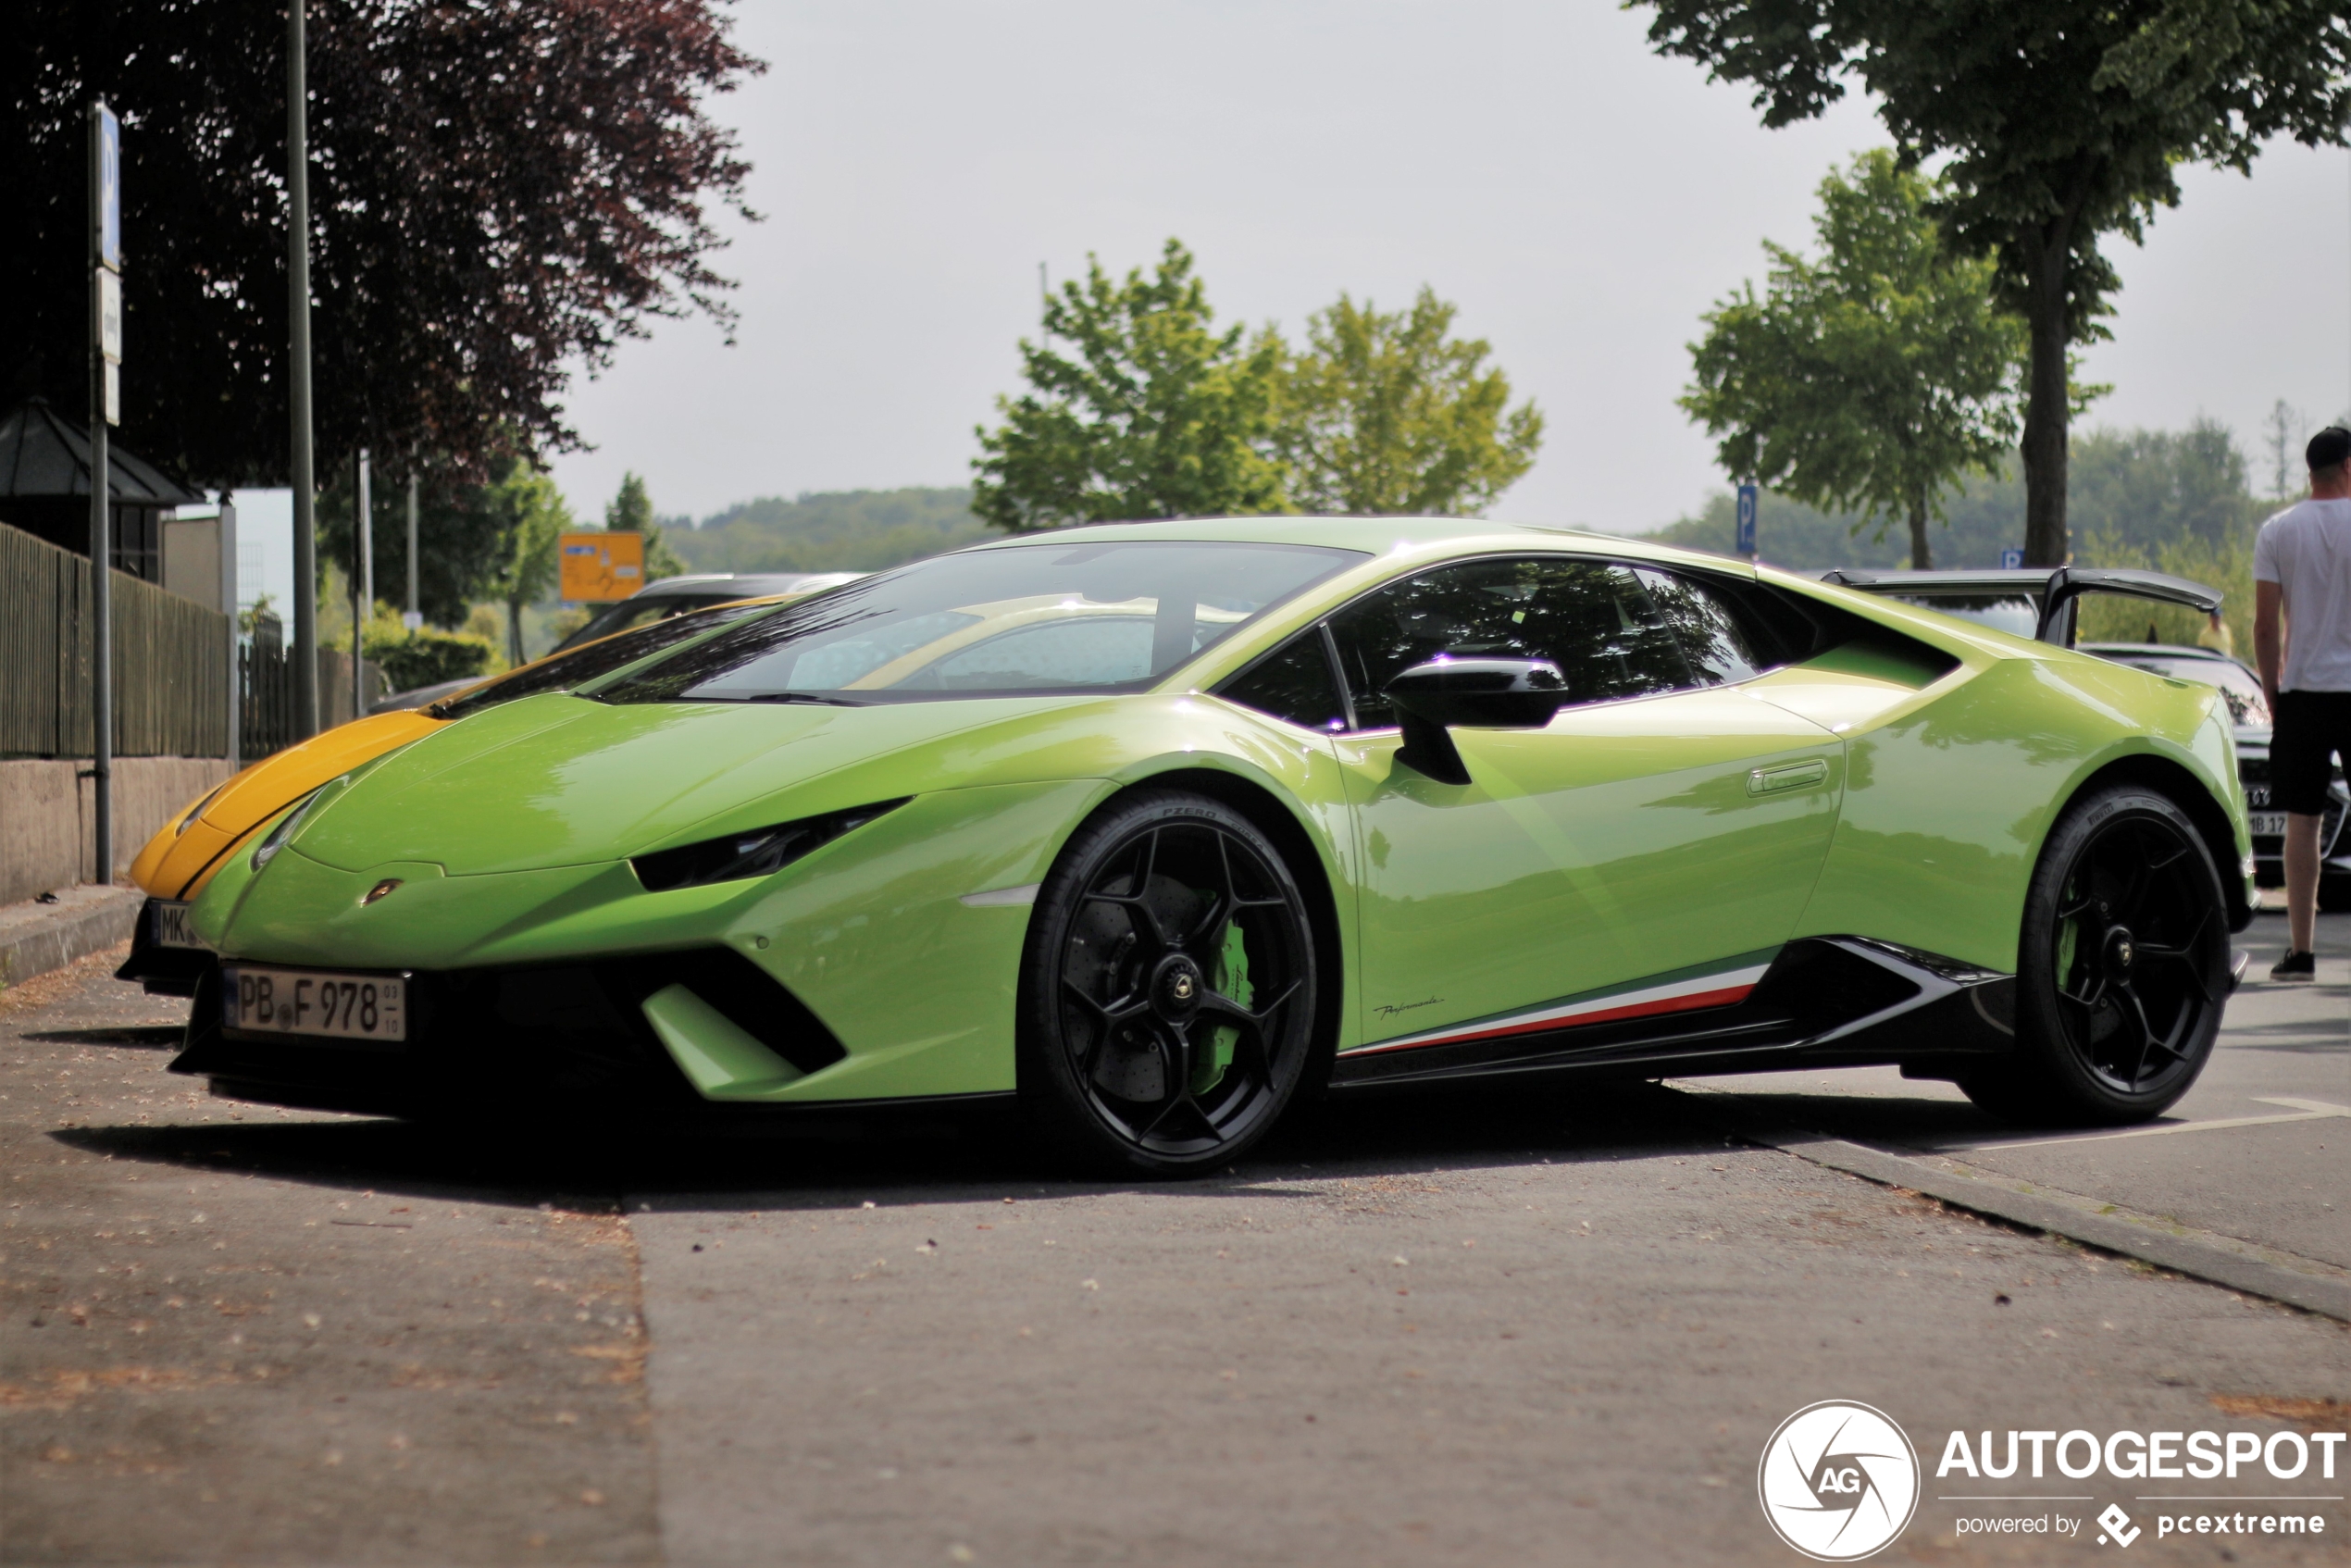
{"left": 247, "top": 1, "right": 2351, "bottom": 609}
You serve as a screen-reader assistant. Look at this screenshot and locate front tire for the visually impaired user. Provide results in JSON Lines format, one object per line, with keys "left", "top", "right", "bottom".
{"left": 1018, "top": 790, "right": 1321, "bottom": 1176}
{"left": 1962, "top": 785, "right": 2230, "bottom": 1126}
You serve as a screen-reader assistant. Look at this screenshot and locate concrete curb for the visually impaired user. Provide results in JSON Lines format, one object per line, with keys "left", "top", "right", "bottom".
{"left": 1671, "top": 1090, "right": 2351, "bottom": 1322}
{"left": 0, "top": 886, "right": 143, "bottom": 990}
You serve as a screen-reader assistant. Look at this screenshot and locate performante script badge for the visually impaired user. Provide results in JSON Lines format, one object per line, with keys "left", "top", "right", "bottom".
{"left": 1758, "top": 1400, "right": 1920, "bottom": 1561}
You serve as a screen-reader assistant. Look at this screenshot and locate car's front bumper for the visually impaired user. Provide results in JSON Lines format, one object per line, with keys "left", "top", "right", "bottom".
{"left": 169, "top": 948, "right": 852, "bottom": 1118}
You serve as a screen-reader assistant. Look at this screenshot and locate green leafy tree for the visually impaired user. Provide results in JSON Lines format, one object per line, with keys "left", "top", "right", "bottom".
{"left": 1646, "top": 417, "right": 2262, "bottom": 573}
{"left": 1636, "top": 0, "right": 2351, "bottom": 566}
{"left": 1279, "top": 288, "right": 1544, "bottom": 516}
{"left": 669, "top": 489, "right": 991, "bottom": 574}
{"left": 605, "top": 471, "right": 689, "bottom": 581}
{"left": 972, "top": 240, "right": 1287, "bottom": 531}
{"left": 1681, "top": 152, "right": 2025, "bottom": 568}
{"left": 481, "top": 461, "right": 572, "bottom": 666}
{"left": 317, "top": 453, "right": 526, "bottom": 629}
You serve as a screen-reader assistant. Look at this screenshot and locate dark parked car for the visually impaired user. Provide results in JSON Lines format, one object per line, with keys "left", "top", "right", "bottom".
{"left": 371, "top": 571, "right": 862, "bottom": 714}
{"left": 2081, "top": 643, "right": 2348, "bottom": 910}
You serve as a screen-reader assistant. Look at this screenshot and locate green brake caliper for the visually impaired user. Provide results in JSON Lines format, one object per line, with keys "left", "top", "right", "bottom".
{"left": 1194, "top": 918, "right": 1251, "bottom": 1094}
{"left": 2056, "top": 874, "right": 2081, "bottom": 990}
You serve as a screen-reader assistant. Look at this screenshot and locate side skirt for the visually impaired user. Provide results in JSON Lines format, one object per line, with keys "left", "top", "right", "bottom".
{"left": 1326, "top": 937, "right": 2015, "bottom": 1090}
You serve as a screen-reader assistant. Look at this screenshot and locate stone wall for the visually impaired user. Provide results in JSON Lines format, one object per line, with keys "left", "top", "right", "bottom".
{"left": 0, "top": 756, "right": 234, "bottom": 905}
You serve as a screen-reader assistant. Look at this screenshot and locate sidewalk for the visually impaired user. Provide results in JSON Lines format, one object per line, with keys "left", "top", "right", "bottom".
{"left": 0, "top": 884, "right": 143, "bottom": 989}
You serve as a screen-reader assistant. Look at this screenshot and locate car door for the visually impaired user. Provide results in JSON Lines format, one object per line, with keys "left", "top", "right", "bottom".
{"left": 1325, "top": 555, "right": 1846, "bottom": 1055}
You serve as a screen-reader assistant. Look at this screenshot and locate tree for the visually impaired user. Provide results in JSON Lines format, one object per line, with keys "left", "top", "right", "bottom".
{"left": 972, "top": 240, "right": 1287, "bottom": 531}
{"left": 317, "top": 454, "right": 529, "bottom": 629}
{"left": 2, "top": 0, "right": 762, "bottom": 488}
{"left": 1636, "top": 0, "right": 2351, "bottom": 566}
{"left": 605, "top": 471, "right": 688, "bottom": 581}
{"left": 670, "top": 489, "right": 993, "bottom": 574}
{"left": 2262, "top": 400, "right": 2309, "bottom": 502}
{"left": 479, "top": 461, "right": 572, "bottom": 667}
{"left": 1279, "top": 288, "right": 1544, "bottom": 516}
{"left": 1681, "top": 152, "right": 2024, "bottom": 568}
{"left": 2070, "top": 417, "right": 2260, "bottom": 550}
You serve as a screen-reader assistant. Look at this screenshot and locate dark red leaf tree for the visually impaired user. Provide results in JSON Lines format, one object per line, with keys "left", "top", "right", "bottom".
{"left": 1, "top": 0, "right": 763, "bottom": 490}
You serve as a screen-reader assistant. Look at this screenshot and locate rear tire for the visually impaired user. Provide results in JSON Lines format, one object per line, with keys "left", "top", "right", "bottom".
{"left": 1017, "top": 790, "right": 1321, "bottom": 1177}
{"left": 1961, "top": 784, "right": 2230, "bottom": 1126}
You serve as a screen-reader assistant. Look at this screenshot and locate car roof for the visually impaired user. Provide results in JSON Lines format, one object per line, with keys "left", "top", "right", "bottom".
{"left": 953, "top": 515, "right": 1725, "bottom": 569}
{"left": 634, "top": 572, "right": 829, "bottom": 597}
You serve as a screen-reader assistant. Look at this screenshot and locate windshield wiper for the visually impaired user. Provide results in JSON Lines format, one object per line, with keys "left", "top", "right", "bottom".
{"left": 741, "top": 691, "right": 866, "bottom": 707}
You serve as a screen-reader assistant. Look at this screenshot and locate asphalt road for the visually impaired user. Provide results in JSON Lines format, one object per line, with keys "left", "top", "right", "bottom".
{"left": 3, "top": 926, "right": 2345, "bottom": 1566}
{"left": 1679, "top": 911, "right": 2350, "bottom": 1274}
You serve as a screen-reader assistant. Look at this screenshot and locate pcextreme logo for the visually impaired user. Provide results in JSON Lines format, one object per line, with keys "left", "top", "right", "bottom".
{"left": 1758, "top": 1400, "right": 1922, "bottom": 1561}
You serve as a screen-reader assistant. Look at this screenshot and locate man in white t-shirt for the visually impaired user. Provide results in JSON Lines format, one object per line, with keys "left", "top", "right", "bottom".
{"left": 2251, "top": 424, "right": 2351, "bottom": 979}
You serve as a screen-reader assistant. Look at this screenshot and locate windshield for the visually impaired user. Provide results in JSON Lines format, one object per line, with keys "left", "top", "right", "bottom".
{"left": 429, "top": 599, "right": 777, "bottom": 721}
{"left": 1890, "top": 593, "right": 2041, "bottom": 640}
{"left": 593, "top": 541, "right": 1364, "bottom": 705}
{"left": 2093, "top": 652, "right": 2270, "bottom": 728}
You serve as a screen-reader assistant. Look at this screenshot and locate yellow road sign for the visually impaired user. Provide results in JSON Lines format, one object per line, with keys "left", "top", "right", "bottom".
{"left": 558, "top": 531, "right": 645, "bottom": 603}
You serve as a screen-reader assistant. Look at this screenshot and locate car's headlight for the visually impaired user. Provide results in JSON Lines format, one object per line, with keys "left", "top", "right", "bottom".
{"left": 249, "top": 781, "right": 341, "bottom": 872}
{"left": 176, "top": 783, "right": 228, "bottom": 836}
{"left": 631, "top": 800, "right": 908, "bottom": 893}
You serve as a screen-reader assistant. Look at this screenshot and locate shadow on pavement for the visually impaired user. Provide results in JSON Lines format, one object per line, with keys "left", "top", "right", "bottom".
{"left": 20, "top": 1024, "right": 189, "bottom": 1049}
{"left": 49, "top": 1076, "right": 1733, "bottom": 1213}
{"left": 1660, "top": 1084, "right": 2014, "bottom": 1150}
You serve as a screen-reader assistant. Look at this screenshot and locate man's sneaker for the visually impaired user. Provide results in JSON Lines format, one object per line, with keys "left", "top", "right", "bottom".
{"left": 2270, "top": 950, "right": 2317, "bottom": 982}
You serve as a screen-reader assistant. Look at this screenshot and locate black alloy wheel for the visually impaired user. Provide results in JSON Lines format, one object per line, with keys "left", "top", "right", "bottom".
{"left": 1964, "top": 785, "right": 2230, "bottom": 1125}
{"left": 1020, "top": 790, "right": 1321, "bottom": 1176}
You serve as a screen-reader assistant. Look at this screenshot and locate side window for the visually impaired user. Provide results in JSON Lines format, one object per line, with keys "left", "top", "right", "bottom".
{"left": 1214, "top": 628, "right": 1349, "bottom": 733}
{"left": 1328, "top": 557, "right": 1693, "bottom": 728}
{"left": 1636, "top": 568, "right": 1761, "bottom": 687}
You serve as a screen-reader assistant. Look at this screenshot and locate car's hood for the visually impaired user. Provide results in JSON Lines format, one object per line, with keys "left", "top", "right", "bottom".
{"left": 287, "top": 691, "right": 1100, "bottom": 877}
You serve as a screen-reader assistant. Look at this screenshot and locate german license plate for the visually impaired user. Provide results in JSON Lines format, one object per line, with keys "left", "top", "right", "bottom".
{"left": 149, "top": 900, "right": 211, "bottom": 951}
{"left": 221, "top": 966, "right": 406, "bottom": 1042}
{"left": 2248, "top": 812, "right": 2288, "bottom": 838}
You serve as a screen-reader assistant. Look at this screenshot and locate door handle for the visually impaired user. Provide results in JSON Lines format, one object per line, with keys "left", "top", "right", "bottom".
{"left": 1748, "top": 758, "right": 1830, "bottom": 796}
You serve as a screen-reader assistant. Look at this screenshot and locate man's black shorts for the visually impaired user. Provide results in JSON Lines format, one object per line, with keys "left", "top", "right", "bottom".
{"left": 2270, "top": 690, "right": 2351, "bottom": 815}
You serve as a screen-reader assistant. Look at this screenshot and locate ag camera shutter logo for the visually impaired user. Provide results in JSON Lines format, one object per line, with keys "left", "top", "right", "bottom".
{"left": 1759, "top": 1400, "right": 1921, "bottom": 1561}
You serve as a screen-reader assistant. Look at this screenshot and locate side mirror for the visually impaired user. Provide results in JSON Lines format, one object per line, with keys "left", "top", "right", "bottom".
{"left": 1382, "top": 657, "right": 1570, "bottom": 785}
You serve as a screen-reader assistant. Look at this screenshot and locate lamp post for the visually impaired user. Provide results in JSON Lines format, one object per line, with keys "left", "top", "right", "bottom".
{"left": 353, "top": 447, "right": 371, "bottom": 718}
{"left": 89, "top": 100, "right": 120, "bottom": 883}
{"left": 404, "top": 461, "right": 420, "bottom": 629}
{"left": 288, "top": 0, "right": 319, "bottom": 739}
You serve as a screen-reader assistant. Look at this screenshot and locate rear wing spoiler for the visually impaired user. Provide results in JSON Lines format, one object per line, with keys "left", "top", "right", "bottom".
{"left": 1819, "top": 566, "right": 2222, "bottom": 646}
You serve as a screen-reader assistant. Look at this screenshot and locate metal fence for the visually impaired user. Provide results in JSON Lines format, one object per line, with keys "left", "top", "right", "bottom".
{"left": 1, "top": 520, "right": 231, "bottom": 759}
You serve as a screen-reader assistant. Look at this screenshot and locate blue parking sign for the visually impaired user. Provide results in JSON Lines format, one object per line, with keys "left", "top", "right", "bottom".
{"left": 2000, "top": 547, "right": 2023, "bottom": 569}
{"left": 1735, "top": 484, "right": 1758, "bottom": 556}
{"left": 96, "top": 104, "right": 120, "bottom": 270}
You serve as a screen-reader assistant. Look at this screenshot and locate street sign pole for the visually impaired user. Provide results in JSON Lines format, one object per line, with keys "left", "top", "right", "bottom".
{"left": 89, "top": 100, "right": 120, "bottom": 886}
{"left": 288, "top": 0, "right": 319, "bottom": 740}
{"left": 220, "top": 497, "right": 241, "bottom": 770}
{"left": 1735, "top": 482, "right": 1759, "bottom": 563}
{"left": 353, "top": 448, "right": 371, "bottom": 718}
{"left": 404, "top": 461, "right": 420, "bottom": 630}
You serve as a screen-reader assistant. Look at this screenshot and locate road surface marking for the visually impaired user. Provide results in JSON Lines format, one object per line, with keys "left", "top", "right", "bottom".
{"left": 1942, "top": 1098, "right": 2347, "bottom": 1153}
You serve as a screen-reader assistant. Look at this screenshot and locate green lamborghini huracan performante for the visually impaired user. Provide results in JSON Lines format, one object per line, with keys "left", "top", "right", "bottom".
{"left": 176, "top": 518, "right": 2254, "bottom": 1174}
